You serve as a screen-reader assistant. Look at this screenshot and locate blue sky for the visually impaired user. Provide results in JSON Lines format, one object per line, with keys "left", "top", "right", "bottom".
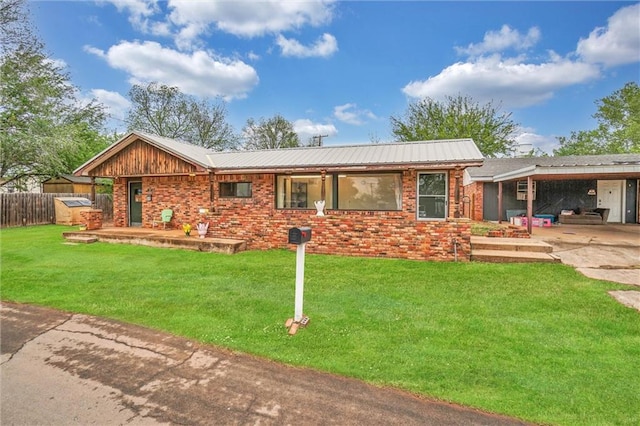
{"left": 30, "top": 1, "right": 640, "bottom": 154}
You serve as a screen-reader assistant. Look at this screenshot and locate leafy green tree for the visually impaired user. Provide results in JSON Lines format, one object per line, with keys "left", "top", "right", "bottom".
{"left": 188, "top": 98, "right": 238, "bottom": 150}
{"left": 0, "top": 0, "right": 27, "bottom": 49}
{"left": 126, "top": 82, "right": 237, "bottom": 150}
{"left": 554, "top": 82, "right": 640, "bottom": 156}
{"left": 390, "top": 95, "right": 518, "bottom": 157}
{"left": 242, "top": 114, "right": 300, "bottom": 150}
{"left": 0, "top": 0, "right": 107, "bottom": 189}
{"left": 126, "top": 82, "right": 191, "bottom": 139}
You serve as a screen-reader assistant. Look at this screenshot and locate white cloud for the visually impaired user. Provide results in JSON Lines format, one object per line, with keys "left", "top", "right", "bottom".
{"left": 402, "top": 5, "right": 640, "bottom": 111}
{"left": 402, "top": 54, "right": 600, "bottom": 109}
{"left": 577, "top": 3, "right": 640, "bottom": 67}
{"left": 333, "top": 103, "right": 376, "bottom": 125}
{"left": 91, "top": 89, "right": 131, "bottom": 120}
{"left": 100, "top": 0, "right": 161, "bottom": 34}
{"left": 100, "top": 1, "right": 337, "bottom": 52}
{"left": 167, "top": 0, "right": 336, "bottom": 48}
{"left": 514, "top": 130, "right": 557, "bottom": 155}
{"left": 456, "top": 25, "right": 541, "bottom": 56}
{"left": 293, "top": 119, "right": 338, "bottom": 143}
{"left": 85, "top": 41, "right": 259, "bottom": 100}
{"left": 46, "top": 57, "right": 68, "bottom": 70}
{"left": 276, "top": 33, "right": 338, "bottom": 58}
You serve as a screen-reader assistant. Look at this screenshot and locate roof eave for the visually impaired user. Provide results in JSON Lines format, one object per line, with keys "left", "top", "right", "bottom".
{"left": 211, "top": 160, "right": 483, "bottom": 174}
{"left": 494, "top": 164, "right": 640, "bottom": 181}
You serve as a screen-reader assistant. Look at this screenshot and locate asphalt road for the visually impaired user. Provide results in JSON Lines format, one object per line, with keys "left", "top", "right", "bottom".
{"left": 1, "top": 302, "right": 530, "bottom": 425}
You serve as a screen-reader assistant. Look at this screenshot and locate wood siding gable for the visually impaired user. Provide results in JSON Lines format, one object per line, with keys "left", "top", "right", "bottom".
{"left": 87, "top": 139, "right": 207, "bottom": 177}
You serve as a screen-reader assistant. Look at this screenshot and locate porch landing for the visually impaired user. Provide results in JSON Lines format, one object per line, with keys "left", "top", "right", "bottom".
{"left": 470, "top": 236, "right": 559, "bottom": 263}
{"left": 62, "top": 227, "right": 247, "bottom": 254}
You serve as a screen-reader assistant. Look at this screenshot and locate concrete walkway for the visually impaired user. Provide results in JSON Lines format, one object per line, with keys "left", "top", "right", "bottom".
{"left": 1, "top": 302, "right": 530, "bottom": 425}
{"left": 530, "top": 223, "right": 640, "bottom": 311}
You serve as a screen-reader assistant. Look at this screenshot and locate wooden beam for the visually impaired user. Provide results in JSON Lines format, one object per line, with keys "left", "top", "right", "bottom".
{"left": 90, "top": 177, "right": 96, "bottom": 208}
{"left": 497, "top": 182, "right": 503, "bottom": 223}
{"left": 527, "top": 176, "right": 534, "bottom": 234}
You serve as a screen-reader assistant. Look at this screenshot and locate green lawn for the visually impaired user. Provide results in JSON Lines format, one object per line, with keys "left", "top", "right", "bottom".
{"left": 2, "top": 225, "right": 639, "bottom": 425}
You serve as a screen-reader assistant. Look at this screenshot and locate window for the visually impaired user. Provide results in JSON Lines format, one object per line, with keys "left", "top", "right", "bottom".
{"left": 276, "top": 175, "right": 331, "bottom": 209}
{"left": 276, "top": 173, "right": 402, "bottom": 211}
{"left": 417, "top": 172, "right": 447, "bottom": 219}
{"left": 516, "top": 181, "right": 536, "bottom": 200}
{"left": 219, "top": 182, "right": 252, "bottom": 198}
{"left": 337, "top": 173, "right": 402, "bottom": 210}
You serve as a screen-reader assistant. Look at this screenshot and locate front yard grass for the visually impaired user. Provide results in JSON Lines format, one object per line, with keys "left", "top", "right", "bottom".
{"left": 1, "top": 225, "right": 639, "bottom": 425}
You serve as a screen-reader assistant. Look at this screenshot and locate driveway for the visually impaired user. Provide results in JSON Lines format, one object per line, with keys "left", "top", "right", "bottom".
{"left": 530, "top": 223, "right": 640, "bottom": 311}
{"left": 1, "top": 302, "right": 530, "bottom": 425}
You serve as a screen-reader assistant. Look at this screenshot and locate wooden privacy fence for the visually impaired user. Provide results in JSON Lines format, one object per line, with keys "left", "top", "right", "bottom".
{"left": 0, "top": 193, "right": 113, "bottom": 228}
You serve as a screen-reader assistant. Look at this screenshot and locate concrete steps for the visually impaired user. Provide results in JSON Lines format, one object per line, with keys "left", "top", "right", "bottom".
{"left": 471, "top": 236, "right": 560, "bottom": 263}
{"left": 63, "top": 235, "right": 98, "bottom": 244}
{"left": 62, "top": 231, "right": 246, "bottom": 254}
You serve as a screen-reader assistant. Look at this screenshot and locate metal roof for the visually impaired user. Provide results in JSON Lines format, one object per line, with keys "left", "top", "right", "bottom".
{"left": 467, "top": 154, "right": 640, "bottom": 181}
{"left": 206, "top": 139, "right": 483, "bottom": 172}
{"left": 74, "top": 132, "right": 484, "bottom": 176}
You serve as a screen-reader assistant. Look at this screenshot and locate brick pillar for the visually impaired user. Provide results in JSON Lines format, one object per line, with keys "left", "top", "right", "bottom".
{"left": 80, "top": 209, "right": 103, "bottom": 230}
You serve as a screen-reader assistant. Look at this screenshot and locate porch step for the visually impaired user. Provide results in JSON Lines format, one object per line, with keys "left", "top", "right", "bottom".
{"left": 62, "top": 231, "right": 246, "bottom": 254}
{"left": 63, "top": 234, "right": 98, "bottom": 244}
{"left": 471, "top": 249, "right": 559, "bottom": 263}
{"left": 470, "top": 236, "right": 559, "bottom": 263}
{"left": 471, "top": 236, "right": 553, "bottom": 253}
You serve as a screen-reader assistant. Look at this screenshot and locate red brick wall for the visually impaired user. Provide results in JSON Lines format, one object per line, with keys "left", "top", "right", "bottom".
{"left": 79, "top": 209, "right": 103, "bottom": 230}
{"left": 465, "top": 181, "right": 484, "bottom": 221}
{"left": 115, "top": 171, "right": 472, "bottom": 261}
{"left": 113, "top": 179, "right": 128, "bottom": 227}
{"left": 142, "top": 175, "right": 213, "bottom": 229}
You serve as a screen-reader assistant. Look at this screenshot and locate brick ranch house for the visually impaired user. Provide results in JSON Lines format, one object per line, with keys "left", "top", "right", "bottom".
{"left": 463, "top": 154, "right": 640, "bottom": 232}
{"left": 74, "top": 131, "right": 484, "bottom": 261}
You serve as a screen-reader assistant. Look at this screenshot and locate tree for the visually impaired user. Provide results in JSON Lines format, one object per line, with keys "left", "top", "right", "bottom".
{"left": 0, "top": 0, "right": 107, "bottom": 189}
{"left": 187, "top": 99, "right": 238, "bottom": 150}
{"left": 554, "top": 82, "right": 640, "bottom": 156}
{"left": 1, "top": 0, "right": 28, "bottom": 50}
{"left": 125, "top": 82, "right": 238, "bottom": 150}
{"left": 390, "top": 95, "right": 518, "bottom": 157}
{"left": 241, "top": 115, "right": 300, "bottom": 150}
{"left": 126, "top": 83, "right": 191, "bottom": 140}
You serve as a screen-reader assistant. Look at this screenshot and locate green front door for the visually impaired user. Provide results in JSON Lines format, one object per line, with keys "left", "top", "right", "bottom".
{"left": 129, "top": 181, "right": 143, "bottom": 226}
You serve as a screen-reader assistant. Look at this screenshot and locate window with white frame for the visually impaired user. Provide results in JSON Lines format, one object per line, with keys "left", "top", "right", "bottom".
{"left": 417, "top": 172, "right": 447, "bottom": 219}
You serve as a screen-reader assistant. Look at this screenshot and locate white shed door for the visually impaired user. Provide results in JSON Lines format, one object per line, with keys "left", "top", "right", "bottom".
{"left": 597, "top": 180, "right": 623, "bottom": 223}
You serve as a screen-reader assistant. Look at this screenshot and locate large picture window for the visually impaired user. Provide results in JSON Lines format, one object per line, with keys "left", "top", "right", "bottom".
{"left": 417, "top": 172, "right": 447, "bottom": 219}
{"left": 276, "top": 173, "right": 402, "bottom": 211}
{"left": 337, "top": 174, "right": 402, "bottom": 210}
{"left": 219, "top": 182, "right": 252, "bottom": 198}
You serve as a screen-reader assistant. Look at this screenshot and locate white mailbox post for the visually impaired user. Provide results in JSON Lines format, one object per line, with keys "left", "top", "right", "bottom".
{"left": 286, "top": 227, "right": 311, "bottom": 335}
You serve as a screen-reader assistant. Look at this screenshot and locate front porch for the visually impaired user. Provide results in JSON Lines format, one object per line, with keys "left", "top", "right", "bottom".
{"left": 63, "top": 227, "right": 247, "bottom": 254}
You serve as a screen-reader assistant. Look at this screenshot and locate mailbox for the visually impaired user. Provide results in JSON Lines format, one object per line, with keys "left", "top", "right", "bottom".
{"left": 288, "top": 227, "right": 312, "bottom": 244}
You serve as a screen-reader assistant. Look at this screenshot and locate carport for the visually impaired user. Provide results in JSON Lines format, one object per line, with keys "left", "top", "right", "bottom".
{"left": 465, "top": 155, "right": 640, "bottom": 233}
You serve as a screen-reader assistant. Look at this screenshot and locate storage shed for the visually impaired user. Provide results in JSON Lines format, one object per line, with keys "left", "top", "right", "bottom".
{"left": 42, "top": 175, "right": 97, "bottom": 193}
{"left": 54, "top": 197, "right": 92, "bottom": 225}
